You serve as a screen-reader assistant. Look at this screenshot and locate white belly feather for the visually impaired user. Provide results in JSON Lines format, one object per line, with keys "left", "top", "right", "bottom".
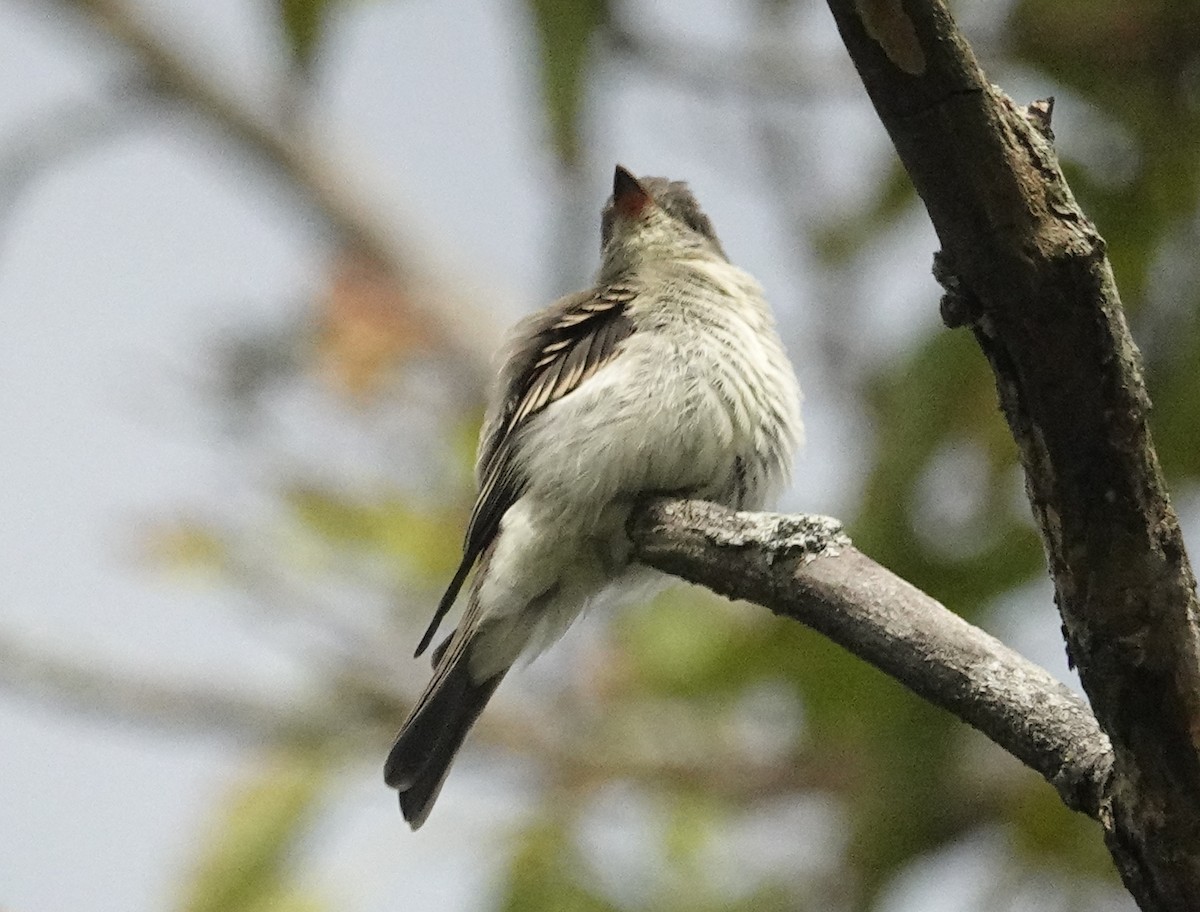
{"left": 468, "top": 260, "right": 802, "bottom": 679}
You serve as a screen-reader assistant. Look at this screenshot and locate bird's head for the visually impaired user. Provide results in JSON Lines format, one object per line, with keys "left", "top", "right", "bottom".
{"left": 599, "top": 166, "right": 727, "bottom": 275}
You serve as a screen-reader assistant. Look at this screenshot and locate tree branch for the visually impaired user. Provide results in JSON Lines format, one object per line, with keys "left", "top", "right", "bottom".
{"left": 0, "top": 631, "right": 307, "bottom": 741}
{"left": 0, "top": 626, "right": 848, "bottom": 806}
{"left": 819, "top": 1, "right": 1200, "bottom": 907}
{"left": 58, "top": 0, "right": 500, "bottom": 371}
{"left": 628, "top": 497, "right": 1114, "bottom": 819}
{"left": 0, "top": 79, "right": 153, "bottom": 250}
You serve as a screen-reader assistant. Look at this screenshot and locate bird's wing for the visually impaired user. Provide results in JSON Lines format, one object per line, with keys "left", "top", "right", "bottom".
{"left": 413, "top": 282, "right": 638, "bottom": 656}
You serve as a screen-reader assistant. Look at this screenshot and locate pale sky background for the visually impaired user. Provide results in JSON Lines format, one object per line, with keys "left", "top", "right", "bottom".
{"left": 0, "top": 0, "right": 1145, "bottom": 910}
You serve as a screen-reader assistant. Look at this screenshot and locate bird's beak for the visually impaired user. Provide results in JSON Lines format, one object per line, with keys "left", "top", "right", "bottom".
{"left": 613, "top": 165, "right": 653, "bottom": 218}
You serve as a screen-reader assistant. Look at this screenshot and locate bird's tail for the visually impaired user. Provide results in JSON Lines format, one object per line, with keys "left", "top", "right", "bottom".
{"left": 384, "top": 636, "right": 505, "bottom": 829}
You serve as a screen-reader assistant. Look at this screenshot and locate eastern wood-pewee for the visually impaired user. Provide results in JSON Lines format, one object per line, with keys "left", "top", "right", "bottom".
{"left": 385, "top": 165, "right": 803, "bottom": 828}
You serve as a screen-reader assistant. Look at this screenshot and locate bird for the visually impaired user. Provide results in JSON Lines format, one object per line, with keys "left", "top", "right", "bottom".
{"left": 384, "top": 165, "right": 802, "bottom": 828}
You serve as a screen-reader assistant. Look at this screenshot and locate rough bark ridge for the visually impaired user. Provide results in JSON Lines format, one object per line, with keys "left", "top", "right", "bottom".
{"left": 818, "top": 1, "right": 1200, "bottom": 907}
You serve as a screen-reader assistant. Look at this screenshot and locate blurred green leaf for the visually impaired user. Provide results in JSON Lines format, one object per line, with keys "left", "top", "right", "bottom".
{"left": 179, "top": 747, "right": 332, "bottom": 912}
{"left": 619, "top": 590, "right": 755, "bottom": 696}
{"left": 1006, "top": 775, "right": 1117, "bottom": 879}
{"left": 526, "top": 0, "right": 610, "bottom": 166}
{"left": 277, "top": 0, "right": 333, "bottom": 72}
{"left": 285, "top": 484, "right": 462, "bottom": 580}
{"left": 814, "top": 159, "right": 916, "bottom": 266}
{"left": 141, "top": 520, "right": 228, "bottom": 577}
{"left": 498, "top": 816, "right": 621, "bottom": 912}
{"left": 661, "top": 791, "right": 717, "bottom": 868}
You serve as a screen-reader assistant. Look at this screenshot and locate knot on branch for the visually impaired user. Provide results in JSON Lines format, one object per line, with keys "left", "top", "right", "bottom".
{"left": 1024, "top": 96, "right": 1056, "bottom": 140}
{"left": 933, "top": 249, "right": 983, "bottom": 328}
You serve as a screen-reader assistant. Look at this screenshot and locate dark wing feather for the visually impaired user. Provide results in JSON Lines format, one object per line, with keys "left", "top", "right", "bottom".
{"left": 412, "top": 283, "right": 637, "bottom": 656}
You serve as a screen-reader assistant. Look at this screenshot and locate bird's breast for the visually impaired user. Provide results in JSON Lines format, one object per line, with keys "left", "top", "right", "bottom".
{"left": 515, "top": 264, "right": 800, "bottom": 530}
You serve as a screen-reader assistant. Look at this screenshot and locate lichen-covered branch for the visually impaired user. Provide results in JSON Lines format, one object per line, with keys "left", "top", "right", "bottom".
{"left": 823, "top": 0, "right": 1200, "bottom": 907}
{"left": 628, "top": 497, "right": 1114, "bottom": 819}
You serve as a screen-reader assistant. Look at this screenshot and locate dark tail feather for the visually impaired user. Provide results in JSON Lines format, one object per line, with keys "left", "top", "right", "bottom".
{"left": 384, "top": 647, "right": 504, "bottom": 829}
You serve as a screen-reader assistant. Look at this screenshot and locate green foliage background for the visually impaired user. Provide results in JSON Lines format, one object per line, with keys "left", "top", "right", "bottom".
{"left": 145, "top": 0, "right": 1200, "bottom": 910}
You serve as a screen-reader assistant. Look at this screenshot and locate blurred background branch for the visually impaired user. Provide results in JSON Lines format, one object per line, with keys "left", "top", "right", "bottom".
{"left": 58, "top": 0, "right": 502, "bottom": 369}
